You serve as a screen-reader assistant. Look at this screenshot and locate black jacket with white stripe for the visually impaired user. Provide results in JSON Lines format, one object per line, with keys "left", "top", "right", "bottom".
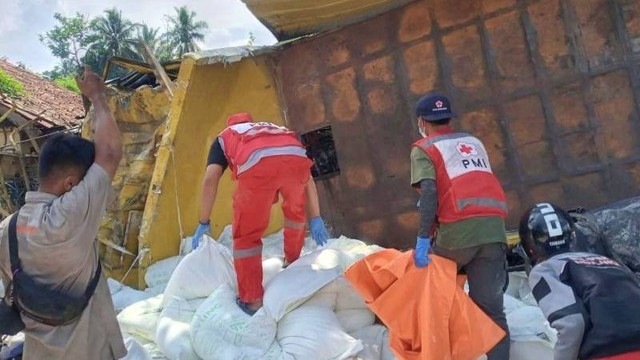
{"left": 529, "top": 252, "right": 640, "bottom": 360}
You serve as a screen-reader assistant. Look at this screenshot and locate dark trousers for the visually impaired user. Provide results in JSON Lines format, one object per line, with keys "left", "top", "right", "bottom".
{"left": 434, "top": 242, "right": 510, "bottom": 360}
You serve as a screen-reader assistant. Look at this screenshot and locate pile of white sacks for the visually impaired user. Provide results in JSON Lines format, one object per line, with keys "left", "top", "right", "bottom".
{"left": 108, "top": 226, "right": 557, "bottom": 360}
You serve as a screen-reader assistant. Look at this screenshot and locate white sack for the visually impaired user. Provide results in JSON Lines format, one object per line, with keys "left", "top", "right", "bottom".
{"left": 350, "top": 325, "right": 396, "bottom": 360}
{"left": 336, "top": 309, "right": 376, "bottom": 333}
{"left": 142, "top": 341, "right": 171, "bottom": 360}
{"left": 325, "top": 237, "right": 384, "bottom": 270}
{"left": 507, "top": 272, "right": 537, "bottom": 306}
{"left": 144, "top": 286, "right": 166, "bottom": 297}
{"left": 191, "top": 284, "right": 277, "bottom": 360}
{"left": 121, "top": 334, "right": 153, "bottom": 360}
{"left": 503, "top": 294, "right": 527, "bottom": 314}
{"left": 335, "top": 276, "right": 368, "bottom": 311}
{"left": 277, "top": 305, "right": 363, "bottom": 360}
{"left": 216, "top": 225, "right": 319, "bottom": 262}
{"left": 156, "top": 297, "right": 204, "bottom": 360}
{"left": 507, "top": 306, "right": 557, "bottom": 346}
{"left": 117, "top": 294, "right": 163, "bottom": 342}
{"left": 509, "top": 341, "right": 555, "bottom": 360}
{"left": 304, "top": 279, "right": 339, "bottom": 310}
{"left": 334, "top": 276, "right": 375, "bottom": 333}
{"left": 162, "top": 236, "right": 236, "bottom": 307}
{"left": 262, "top": 257, "right": 284, "bottom": 287}
{"left": 109, "top": 278, "right": 155, "bottom": 313}
{"left": 263, "top": 249, "right": 343, "bottom": 321}
{"left": 145, "top": 256, "right": 182, "bottom": 289}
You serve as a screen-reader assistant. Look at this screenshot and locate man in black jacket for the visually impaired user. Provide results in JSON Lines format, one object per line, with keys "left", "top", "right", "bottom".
{"left": 519, "top": 202, "right": 640, "bottom": 360}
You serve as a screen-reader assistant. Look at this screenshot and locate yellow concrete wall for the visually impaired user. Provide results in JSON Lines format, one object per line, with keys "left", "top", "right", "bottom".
{"left": 137, "top": 56, "right": 285, "bottom": 288}
{"left": 82, "top": 85, "right": 170, "bottom": 287}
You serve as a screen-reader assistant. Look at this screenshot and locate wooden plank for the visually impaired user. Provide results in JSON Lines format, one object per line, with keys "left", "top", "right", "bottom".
{"left": 0, "top": 168, "right": 13, "bottom": 215}
{"left": 122, "top": 210, "right": 143, "bottom": 263}
{"left": 23, "top": 129, "right": 41, "bottom": 154}
{"left": 17, "top": 155, "right": 30, "bottom": 195}
{"left": 14, "top": 112, "right": 46, "bottom": 154}
{"left": 139, "top": 42, "right": 175, "bottom": 97}
{"left": 0, "top": 105, "right": 17, "bottom": 125}
{"left": 99, "top": 237, "right": 136, "bottom": 257}
{"left": 8, "top": 129, "right": 32, "bottom": 194}
{"left": 15, "top": 110, "right": 46, "bottom": 131}
{"left": 109, "top": 57, "right": 154, "bottom": 74}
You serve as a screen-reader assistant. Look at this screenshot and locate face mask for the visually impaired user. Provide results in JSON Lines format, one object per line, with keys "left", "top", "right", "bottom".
{"left": 418, "top": 121, "right": 427, "bottom": 138}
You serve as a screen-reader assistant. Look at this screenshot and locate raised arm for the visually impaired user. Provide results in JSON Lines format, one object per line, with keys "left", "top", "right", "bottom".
{"left": 76, "top": 65, "right": 122, "bottom": 179}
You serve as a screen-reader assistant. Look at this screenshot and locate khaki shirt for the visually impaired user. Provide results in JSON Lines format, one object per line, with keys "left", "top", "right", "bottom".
{"left": 0, "top": 164, "right": 127, "bottom": 360}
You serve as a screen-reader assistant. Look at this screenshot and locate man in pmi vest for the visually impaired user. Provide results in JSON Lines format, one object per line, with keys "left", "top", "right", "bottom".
{"left": 410, "top": 94, "right": 510, "bottom": 359}
{"left": 192, "top": 113, "right": 330, "bottom": 315}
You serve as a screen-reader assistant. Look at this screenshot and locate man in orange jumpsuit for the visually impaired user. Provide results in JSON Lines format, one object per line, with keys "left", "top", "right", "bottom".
{"left": 192, "top": 113, "right": 330, "bottom": 315}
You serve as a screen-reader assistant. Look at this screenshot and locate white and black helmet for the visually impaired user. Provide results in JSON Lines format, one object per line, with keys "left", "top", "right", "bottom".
{"left": 518, "top": 202, "right": 575, "bottom": 264}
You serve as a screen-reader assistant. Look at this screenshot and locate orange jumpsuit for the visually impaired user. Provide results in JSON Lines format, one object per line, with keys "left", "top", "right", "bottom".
{"left": 217, "top": 116, "right": 313, "bottom": 303}
{"left": 232, "top": 156, "right": 312, "bottom": 302}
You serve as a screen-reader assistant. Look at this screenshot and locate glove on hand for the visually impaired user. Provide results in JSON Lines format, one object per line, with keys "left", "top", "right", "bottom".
{"left": 414, "top": 236, "right": 431, "bottom": 268}
{"left": 309, "top": 216, "right": 329, "bottom": 246}
{"left": 192, "top": 222, "right": 211, "bottom": 250}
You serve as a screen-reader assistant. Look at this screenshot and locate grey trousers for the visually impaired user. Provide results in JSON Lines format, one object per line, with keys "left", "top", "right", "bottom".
{"left": 434, "top": 242, "right": 510, "bottom": 360}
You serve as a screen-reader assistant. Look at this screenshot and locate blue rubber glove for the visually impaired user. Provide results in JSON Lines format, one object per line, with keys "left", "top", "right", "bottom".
{"left": 309, "top": 216, "right": 329, "bottom": 246}
{"left": 414, "top": 236, "right": 431, "bottom": 268}
{"left": 192, "top": 222, "right": 211, "bottom": 250}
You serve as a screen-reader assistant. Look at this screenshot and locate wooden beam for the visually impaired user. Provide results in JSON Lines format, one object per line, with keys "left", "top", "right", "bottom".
{"left": 16, "top": 155, "right": 30, "bottom": 194}
{"left": 15, "top": 110, "right": 46, "bottom": 131}
{"left": 0, "top": 105, "right": 17, "bottom": 125}
{"left": 14, "top": 111, "right": 46, "bottom": 154}
{"left": 23, "top": 129, "right": 41, "bottom": 154}
{"left": 8, "top": 129, "right": 32, "bottom": 193}
{"left": 139, "top": 42, "right": 175, "bottom": 97}
{"left": 0, "top": 168, "right": 14, "bottom": 214}
{"left": 109, "top": 57, "right": 154, "bottom": 74}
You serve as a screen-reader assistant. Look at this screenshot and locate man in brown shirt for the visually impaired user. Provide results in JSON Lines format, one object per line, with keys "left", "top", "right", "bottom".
{"left": 0, "top": 66, "right": 126, "bottom": 359}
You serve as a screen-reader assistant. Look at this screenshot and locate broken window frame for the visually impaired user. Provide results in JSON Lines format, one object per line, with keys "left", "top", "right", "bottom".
{"left": 299, "top": 125, "right": 340, "bottom": 180}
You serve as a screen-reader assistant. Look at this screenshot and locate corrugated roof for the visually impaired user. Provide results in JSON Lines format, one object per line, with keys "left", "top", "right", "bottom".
{"left": 0, "top": 59, "right": 84, "bottom": 128}
{"left": 185, "top": 46, "right": 274, "bottom": 65}
{"left": 242, "top": 0, "right": 414, "bottom": 40}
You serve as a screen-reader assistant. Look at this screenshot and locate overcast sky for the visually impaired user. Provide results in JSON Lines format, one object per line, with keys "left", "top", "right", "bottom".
{"left": 0, "top": 0, "right": 277, "bottom": 73}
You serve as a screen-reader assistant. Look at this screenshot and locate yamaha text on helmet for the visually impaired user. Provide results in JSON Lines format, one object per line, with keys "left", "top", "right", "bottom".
{"left": 518, "top": 202, "right": 574, "bottom": 266}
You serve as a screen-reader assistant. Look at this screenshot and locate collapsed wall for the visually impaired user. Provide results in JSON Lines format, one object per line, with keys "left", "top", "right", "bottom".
{"left": 82, "top": 85, "right": 170, "bottom": 286}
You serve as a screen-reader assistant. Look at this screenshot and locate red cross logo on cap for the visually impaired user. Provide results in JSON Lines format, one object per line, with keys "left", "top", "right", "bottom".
{"left": 457, "top": 142, "right": 477, "bottom": 157}
{"left": 435, "top": 100, "right": 444, "bottom": 108}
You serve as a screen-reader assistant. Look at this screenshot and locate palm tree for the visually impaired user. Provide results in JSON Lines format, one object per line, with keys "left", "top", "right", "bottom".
{"left": 138, "top": 24, "right": 174, "bottom": 62}
{"left": 164, "top": 6, "right": 208, "bottom": 57}
{"left": 138, "top": 24, "right": 161, "bottom": 52}
{"left": 88, "top": 8, "right": 140, "bottom": 60}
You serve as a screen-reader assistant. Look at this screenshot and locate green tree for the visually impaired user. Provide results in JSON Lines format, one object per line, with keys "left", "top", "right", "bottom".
{"left": 0, "top": 69, "right": 25, "bottom": 98}
{"left": 54, "top": 74, "right": 81, "bottom": 93}
{"left": 247, "top": 32, "right": 256, "bottom": 46}
{"left": 39, "top": 13, "right": 91, "bottom": 76}
{"left": 164, "top": 6, "right": 208, "bottom": 57}
{"left": 137, "top": 24, "right": 173, "bottom": 62}
{"left": 87, "top": 7, "right": 141, "bottom": 71}
{"left": 138, "top": 24, "right": 160, "bottom": 52}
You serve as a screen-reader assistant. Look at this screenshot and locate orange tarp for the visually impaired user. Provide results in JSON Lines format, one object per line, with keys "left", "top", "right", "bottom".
{"left": 344, "top": 249, "right": 505, "bottom": 360}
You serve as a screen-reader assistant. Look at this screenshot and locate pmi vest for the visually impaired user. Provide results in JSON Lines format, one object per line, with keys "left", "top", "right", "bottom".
{"left": 413, "top": 129, "right": 507, "bottom": 223}
{"left": 218, "top": 122, "right": 308, "bottom": 178}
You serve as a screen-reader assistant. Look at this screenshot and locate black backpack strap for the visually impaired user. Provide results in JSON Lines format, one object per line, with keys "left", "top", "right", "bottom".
{"left": 8, "top": 209, "right": 100, "bottom": 301}
{"left": 8, "top": 211, "right": 21, "bottom": 275}
{"left": 84, "top": 260, "right": 102, "bottom": 300}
